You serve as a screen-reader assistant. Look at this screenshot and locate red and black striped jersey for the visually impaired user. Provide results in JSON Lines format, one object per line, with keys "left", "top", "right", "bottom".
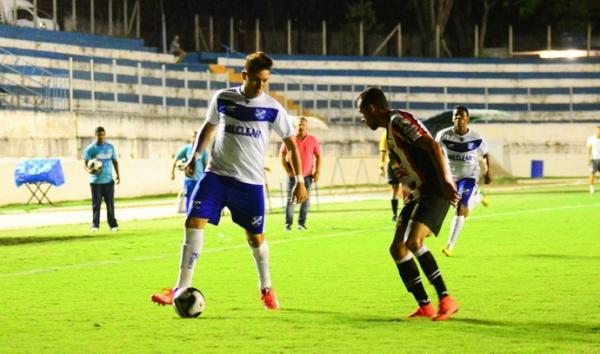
{"left": 386, "top": 110, "right": 439, "bottom": 199}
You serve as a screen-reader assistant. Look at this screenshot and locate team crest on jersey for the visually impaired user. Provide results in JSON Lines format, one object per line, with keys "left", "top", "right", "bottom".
{"left": 255, "top": 109, "right": 267, "bottom": 120}
{"left": 250, "top": 216, "right": 263, "bottom": 227}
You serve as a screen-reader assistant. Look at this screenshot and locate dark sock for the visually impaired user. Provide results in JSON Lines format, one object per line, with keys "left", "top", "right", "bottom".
{"left": 391, "top": 199, "right": 399, "bottom": 217}
{"left": 396, "top": 257, "right": 430, "bottom": 305}
{"left": 416, "top": 250, "right": 448, "bottom": 299}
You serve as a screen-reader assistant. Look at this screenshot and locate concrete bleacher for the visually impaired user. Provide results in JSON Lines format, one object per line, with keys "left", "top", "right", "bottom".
{"left": 216, "top": 53, "right": 600, "bottom": 123}
{"left": 2, "top": 23, "right": 599, "bottom": 123}
{"left": 0, "top": 24, "right": 227, "bottom": 116}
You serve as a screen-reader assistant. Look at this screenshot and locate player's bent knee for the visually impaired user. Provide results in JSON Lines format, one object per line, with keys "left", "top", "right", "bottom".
{"left": 458, "top": 205, "right": 469, "bottom": 217}
{"left": 246, "top": 232, "right": 264, "bottom": 247}
{"left": 406, "top": 238, "right": 424, "bottom": 252}
{"left": 185, "top": 217, "right": 208, "bottom": 229}
{"left": 389, "top": 242, "right": 409, "bottom": 260}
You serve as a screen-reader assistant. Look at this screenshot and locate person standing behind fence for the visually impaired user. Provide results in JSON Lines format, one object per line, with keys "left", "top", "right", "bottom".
{"left": 84, "top": 126, "right": 120, "bottom": 232}
{"left": 280, "top": 117, "right": 322, "bottom": 231}
{"left": 587, "top": 125, "right": 600, "bottom": 194}
{"left": 171, "top": 131, "right": 209, "bottom": 212}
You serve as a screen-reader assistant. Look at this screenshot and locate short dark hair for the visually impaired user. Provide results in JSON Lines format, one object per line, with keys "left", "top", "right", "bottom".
{"left": 357, "top": 87, "right": 389, "bottom": 109}
{"left": 453, "top": 105, "right": 469, "bottom": 116}
{"left": 95, "top": 126, "right": 105, "bottom": 135}
{"left": 244, "top": 51, "right": 273, "bottom": 74}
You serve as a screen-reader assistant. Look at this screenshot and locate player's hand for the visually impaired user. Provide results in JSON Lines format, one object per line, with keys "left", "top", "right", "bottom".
{"left": 484, "top": 173, "right": 492, "bottom": 184}
{"left": 115, "top": 176, "right": 120, "bottom": 185}
{"left": 290, "top": 182, "right": 308, "bottom": 204}
{"left": 441, "top": 180, "right": 459, "bottom": 206}
{"left": 185, "top": 158, "right": 196, "bottom": 178}
{"left": 313, "top": 170, "right": 320, "bottom": 183}
{"left": 379, "top": 166, "right": 385, "bottom": 177}
{"left": 170, "top": 171, "right": 176, "bottom": 180}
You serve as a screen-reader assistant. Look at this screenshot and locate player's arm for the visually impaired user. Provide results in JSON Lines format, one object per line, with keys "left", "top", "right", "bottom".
{"left": 112, "top": 159, "right": 120, "bottom": 184}
{"left": 313, "top": 151, "right": 322, "bottom": 183}
{"left": 282, "top": 136, "right": 308, "bottom": 203}
{"left": 185, "top": 121, "right": 218, "bottom": 178}
{"left": 379, "top": 149, "right": 387, "bottom": 177}
{"left": 483, "top": 153, "right": 492, "bottom": 184}
{"left": 170, "top": 156, "right": 179, "bottom": 180}
{"left": 279, "top": 144, "right": 294, "bottom": 177}
{"left": 414, "top": 135, "right": 459, "bottom": 205}
{"left": 588, "top": 142, "right": 593, "bottom": 162}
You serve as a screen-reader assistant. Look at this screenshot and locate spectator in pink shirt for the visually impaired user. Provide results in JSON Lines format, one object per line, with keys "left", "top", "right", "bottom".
{"left": 280, "top": 117, "right": 322, "bottom": 231}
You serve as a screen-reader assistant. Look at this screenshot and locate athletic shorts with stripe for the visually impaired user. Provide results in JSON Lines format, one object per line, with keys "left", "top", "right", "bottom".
{"left": 187, "top": 172, "right": 265, "bottom": 234}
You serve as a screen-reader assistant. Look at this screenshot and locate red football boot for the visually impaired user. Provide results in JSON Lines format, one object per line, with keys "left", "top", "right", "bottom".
{"left": 151, "top": 287, "right": 175, "bottom": 305}
{"left": 433, "top": 295, "right": 459, "bottom": 321}
{"left": 408, "top": 303, "right": 436, "bottom": 318}
{"left": 260, "top": 287, "right": 280, "bottom": 310}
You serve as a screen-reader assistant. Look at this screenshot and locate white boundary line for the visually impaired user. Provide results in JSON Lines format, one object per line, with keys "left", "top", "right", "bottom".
{"left": 1, "top": 202, "right": 598, "bottom": 278}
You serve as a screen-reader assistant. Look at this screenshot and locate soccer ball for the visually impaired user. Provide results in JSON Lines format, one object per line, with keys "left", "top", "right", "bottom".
{"left": 87, "top": 158, "right": 102, "bottom": 172}
{"left": 175, "top": 158, "right": 187, "bottom": 171}
{"left": 173, "top": 287, "right": 206, "bottom": 318}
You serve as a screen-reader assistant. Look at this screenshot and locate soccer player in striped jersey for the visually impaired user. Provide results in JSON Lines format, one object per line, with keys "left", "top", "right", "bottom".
{"left": 357, "top": 87, "right": 460, "bottom": 321}
{"left": 435, "top": 106, "right": 492, "bottom": 257}
{"left": 151, "top": 51, "right": 307, "bottom": 310}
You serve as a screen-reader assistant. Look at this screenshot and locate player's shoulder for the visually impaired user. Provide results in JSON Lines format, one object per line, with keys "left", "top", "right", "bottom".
{"left": 260, "top": 93, "right": 286, "bottom": 112}
{"left": 437, "top": 126, "right": 454, "bottom": 138}
{"left": 213, "top": 87, "right": 239, "bottom": 101}
{"left": 390, "top": 109, "right": 417, "bottom": 122}
{"left": 466, "top": 128, "right": 485, "bottom": 140}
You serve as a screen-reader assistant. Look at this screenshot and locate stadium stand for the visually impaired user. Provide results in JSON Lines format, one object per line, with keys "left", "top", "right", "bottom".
{"left": 0, "top": 24, "right": 224, "bottom": 116}
{"left": 213, "top": 52, "right": 600, "bottom": 123}
{"left": 2, "top": 24, "right": 600, "bottom": 125}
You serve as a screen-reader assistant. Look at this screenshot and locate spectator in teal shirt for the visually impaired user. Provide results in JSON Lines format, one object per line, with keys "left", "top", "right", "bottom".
{"left": 84, "top": 126, "right": 120, "bottom": 231}
{"left": 171, "top": 131, "right": 208, "bottom": 212}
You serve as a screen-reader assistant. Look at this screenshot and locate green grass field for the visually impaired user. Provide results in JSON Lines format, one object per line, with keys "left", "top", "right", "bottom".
{"left": 1, "top": 188, "right": 599, "bottom": 353}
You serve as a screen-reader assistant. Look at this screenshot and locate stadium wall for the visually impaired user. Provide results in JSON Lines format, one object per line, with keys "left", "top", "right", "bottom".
{"left": 0, "top": 108, "right": 594, "bottom": 206}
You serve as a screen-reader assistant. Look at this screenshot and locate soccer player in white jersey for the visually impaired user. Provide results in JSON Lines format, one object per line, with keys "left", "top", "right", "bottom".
{"left": 151, "top": 52, "right": 308, "bottom": 310}
{"left": 587, "top": 126, "right": 600, "bottom": 194}
{"left": 435, "top": 106, "right": 492, "bottom": 257}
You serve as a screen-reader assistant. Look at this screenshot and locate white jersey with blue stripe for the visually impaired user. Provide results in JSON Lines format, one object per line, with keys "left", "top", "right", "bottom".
{"left": 587, "top": 135, "right": 600, "bottom": 159}
{"left": 205, "top": 86, "right": 294, "bottom": 185}
{"left": 435, "top": 127, "right": 488, "bottom": 180}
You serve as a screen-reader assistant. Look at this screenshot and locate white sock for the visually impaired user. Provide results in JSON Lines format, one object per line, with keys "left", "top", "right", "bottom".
{"left": 251, "top": 240, "right": 272, "bottom": 290}
{"left": 447, "top": 215, "right": 465, "bottom": 250}
{"left": 590, "top": 185, "right": 595, "bottom": 194}
{"left": 176, "top": 228, "right": 204, "bottom": 289}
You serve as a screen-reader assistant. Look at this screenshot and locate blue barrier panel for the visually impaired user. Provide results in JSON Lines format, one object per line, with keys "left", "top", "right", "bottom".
{"left": 531, "top": 160, "right": 544, "bottom": 179}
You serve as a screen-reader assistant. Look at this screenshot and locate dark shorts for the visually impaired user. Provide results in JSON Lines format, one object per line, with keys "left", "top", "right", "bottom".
{"left": 387, "top": 162, "right": 400, "bottom": 185}
{"left": 397, "top": 193, "right": 450, "bottom": 236}
{"left": 187, "top": 172, "right": 265, "bottom": 234}
{"left": 591, "top": 159, "right": 600, "bottom": 174}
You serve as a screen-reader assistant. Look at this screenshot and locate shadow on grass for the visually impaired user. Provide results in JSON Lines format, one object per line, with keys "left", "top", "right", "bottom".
{"left": 0, "top": 235, "right": 106, "bottom": 246}
{"left": 526, "top": 254, "right": 600, "bottom": 260}
{"left": 283, "top": 307, "right": 406, "bottom": 323}
{"left": 454, "top": 317, "right": 600, "bottom": 334}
